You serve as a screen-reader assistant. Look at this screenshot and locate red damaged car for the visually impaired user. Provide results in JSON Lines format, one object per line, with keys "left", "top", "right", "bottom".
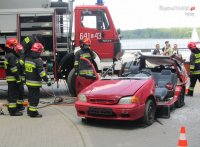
{"left": 75, "top": 55, "right": 187, "bottom": 126}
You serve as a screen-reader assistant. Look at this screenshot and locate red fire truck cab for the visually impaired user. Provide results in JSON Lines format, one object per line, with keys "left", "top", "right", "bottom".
{"left": 0, "top": 0, "right": 121, "bottom": 96}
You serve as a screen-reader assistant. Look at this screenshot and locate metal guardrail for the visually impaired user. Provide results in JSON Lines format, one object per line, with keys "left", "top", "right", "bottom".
{"left": 121, "top": 48, "right": 191, "bottom": 63}
{"left": 122, "top": 48, "right": 189, "bottom": 52}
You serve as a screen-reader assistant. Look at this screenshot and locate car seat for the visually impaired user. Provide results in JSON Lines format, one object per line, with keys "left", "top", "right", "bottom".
{"left": 155, "top": 70, "right": 177, "bottom": 100}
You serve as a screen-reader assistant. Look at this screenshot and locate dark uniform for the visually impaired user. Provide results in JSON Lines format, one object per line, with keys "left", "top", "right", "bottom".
{"left": 4, "top": 48, "right": 24, "bottom": 115}
{"left": 74, "top": 37, "right": 96, "bottom": 76}
{"left": 187, "top": 49, "right": 200, "bottom": 96}
{"left": 25, "top": 51, "right": 49, "bottom": 117}
{"left": 74, "top": 48, "right": 96, "bottom": 76}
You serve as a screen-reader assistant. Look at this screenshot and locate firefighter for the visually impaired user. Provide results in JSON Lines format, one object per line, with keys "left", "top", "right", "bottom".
{"left": 4, "top": 38, "right": 24, "bottom": 116}
{"left": 74, "top": 37, "right": 96, "bottom": 76}
{"left": 21, "top": 34, "right": 43, "bottom": 60}
{"left": 25, "top": 43, "right": 51, "bottom": 117}
{"left": 187, "top": 42, "right": 200, "bottom": 96}
{"left": 15, "top": 43, "right": 25, "bottom": 110}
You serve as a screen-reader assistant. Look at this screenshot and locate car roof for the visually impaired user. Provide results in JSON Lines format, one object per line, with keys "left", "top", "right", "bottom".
{"left": 141, "top": 55, "right": 179, "bottom": 65}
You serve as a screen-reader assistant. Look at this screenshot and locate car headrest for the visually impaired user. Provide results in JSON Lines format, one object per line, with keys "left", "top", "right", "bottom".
{"left": 161, "top": 70, "right": 172, "bottom": 75}
{"left": 130, "top": 66, "right": 139, "bottom": 74}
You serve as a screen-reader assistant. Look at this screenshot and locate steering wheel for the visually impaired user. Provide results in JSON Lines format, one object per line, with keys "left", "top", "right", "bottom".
{"left": 139, "top": 70, "right": 152, "bottom": 76}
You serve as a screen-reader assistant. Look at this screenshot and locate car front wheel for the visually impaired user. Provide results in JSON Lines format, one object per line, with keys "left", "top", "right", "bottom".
{"left": 175, "top": 87, "right": 185, "bottom": 108}
{"left": 142, "top": 99, "right": 156, "bottom": 126}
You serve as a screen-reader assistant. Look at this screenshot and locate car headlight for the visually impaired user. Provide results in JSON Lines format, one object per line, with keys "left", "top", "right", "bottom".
{"left": 78, "top": 94, "right": 87, "bottom": 102}
{"left": 118, "top": 96, "right": 139, "bottom": 104}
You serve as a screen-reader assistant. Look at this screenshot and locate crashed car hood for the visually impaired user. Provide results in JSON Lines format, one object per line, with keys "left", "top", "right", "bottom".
{"left": 83, "top": 79, "right": 147, "bottom": 97}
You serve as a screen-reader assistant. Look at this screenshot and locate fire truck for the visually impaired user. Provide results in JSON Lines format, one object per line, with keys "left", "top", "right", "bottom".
{"left": 0, "top": 0, "right": 121, "bottom": 96}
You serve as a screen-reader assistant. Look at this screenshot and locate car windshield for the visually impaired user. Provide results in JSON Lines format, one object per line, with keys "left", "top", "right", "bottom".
{"left": 102, "top": 73, "right": 151, "bottom": 80}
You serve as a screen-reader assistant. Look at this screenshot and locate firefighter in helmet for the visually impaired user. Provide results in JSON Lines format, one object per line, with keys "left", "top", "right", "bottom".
{"left": 21, "top": 34, "right": 43, "bottom": 60}
{"left": 25, "top": 43, "right": 51, "bottom": 117}
{"left": 4, "top": 38, "right": 24, "bottom": 116}
{"left": 187, "top": 42, "right": 200, "bottom": 96}
{"left": 74, "top": 37, "right": 96, "bottom": 76}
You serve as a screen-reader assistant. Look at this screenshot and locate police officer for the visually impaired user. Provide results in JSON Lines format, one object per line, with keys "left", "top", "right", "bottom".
{"left": 74, "top": 37, "right": 96, "bottom": 76}
{"left": 187, "top": 42, "right": 200, "bottom": 96}
{"left": 4, "top": 38, "right": 24, "bottom": 116}
{"left": 25, "top": 43, "right": 51, "bottom": 117}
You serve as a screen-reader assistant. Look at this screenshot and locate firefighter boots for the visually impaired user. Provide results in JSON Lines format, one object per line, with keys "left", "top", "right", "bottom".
{"left": 27, "top": 107, "right": 42, "bottom": 118}
{"left": 17, "top": 100, "right": 25, "bottom": 111}
{"left": 7, "top": 103, "right": 23, "bottom": 116}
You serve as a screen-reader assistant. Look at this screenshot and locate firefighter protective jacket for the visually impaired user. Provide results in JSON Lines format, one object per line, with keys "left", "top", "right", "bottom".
{"left": 4, "top": 49, "right": 21, "bottom": 83}
{"left": 190, "top": 49, "right": 200, "bottom": 75}
{"left": 25, "top": 52, "right": 48, "bottom": 87}
{"left": 74, "top": 48, "right": 96, "bottom": 76}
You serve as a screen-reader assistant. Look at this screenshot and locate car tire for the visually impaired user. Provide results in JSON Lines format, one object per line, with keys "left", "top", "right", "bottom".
{"left": 175, "top": 87, "right": 185, "bottom": 108}
{"left": 142, "top": 99, "right": 156, "bottom": 126}
{"left": 67, "top": 68, "right": 77, "bottom": 97}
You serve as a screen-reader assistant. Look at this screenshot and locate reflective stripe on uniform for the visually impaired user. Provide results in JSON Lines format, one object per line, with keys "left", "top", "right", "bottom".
{"left": 10, "top": 66, "right": 18, "bottom": 73}
{"left": 8, "top": 103, "right": 17, "bottom": 108}
{"left": 191, "top": 69, "right": 200, "bottom": 75}
{"left": 40, "top": 70, "right": 46, "bottom": 77}
{"left": 26, "top": 80, "right": 42, "bottom": 87}
{"left": 24, "top": 37, "right": 30, "bottom": 44}
{"left": 25, "top": 61, "right": 36, "bottom": 72}
{"left": 74, "top": 61, "right": 79, "bottom": 66}
{"left": 80, "top": 53, "right": 91, "bottom": 58}
{"left": 6, "top": 76, "right": 16, "bottom": 82}
{"left": 79, "top": 70, "right": 94, "bottom": 75}
{"left": 25, "top": 61, "right": 36, "bottom": 68}
{"left": 28, "top": 106, "right": 37, "bottom": 112}
{"left": 17, "top": 100, "right": 23, "bottom": 104}
{"left": 190, "top": 65, "right": 195, "bottom": 70}
{"left": 195, "top": 53, "right": 200, "bottom": 58}
{"left": 4, "top": 60, "right": 8, "bottom": 69}
{"left": 19, "top": 59, "right": 24, "bottom": 65}
{"left": 195, "top": 58, "right": 200, "bottom": 64}
{"left": 4, "top": 60, "right": 8, "bottom": 64}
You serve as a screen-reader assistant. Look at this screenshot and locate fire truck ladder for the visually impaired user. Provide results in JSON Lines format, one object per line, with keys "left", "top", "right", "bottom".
{"left": 55, "top": 8, "right": 71, "bottom": 53}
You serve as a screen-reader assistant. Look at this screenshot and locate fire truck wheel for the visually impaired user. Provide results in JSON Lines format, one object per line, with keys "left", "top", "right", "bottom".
{"left": 67, "top": 68, "right": 77, "bottom": 97}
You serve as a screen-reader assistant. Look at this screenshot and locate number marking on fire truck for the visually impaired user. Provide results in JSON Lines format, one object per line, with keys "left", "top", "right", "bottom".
{"left": 80, "top": 33, "right": 102, "bottom": 40}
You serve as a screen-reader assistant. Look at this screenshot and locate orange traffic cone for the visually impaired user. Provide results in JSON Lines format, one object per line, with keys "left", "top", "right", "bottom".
{"left": 178, "top": 126, "right": 188, "bottom": 147}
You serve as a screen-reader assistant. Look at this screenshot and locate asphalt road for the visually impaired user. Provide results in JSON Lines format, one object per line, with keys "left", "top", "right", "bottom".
{"left": 0, "top": 80, "right": 200, "bottom": 147}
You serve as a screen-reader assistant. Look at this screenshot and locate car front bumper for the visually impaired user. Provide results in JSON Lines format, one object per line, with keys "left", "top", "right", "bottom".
{"left": 75, "top": 101, "right": 145, "bottom": 121}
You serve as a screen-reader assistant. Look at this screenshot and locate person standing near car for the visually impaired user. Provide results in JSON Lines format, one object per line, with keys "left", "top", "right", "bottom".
{"left": 163, "top": 43, "right": 173, "bottom": 56}
{"left": 74, "top": 37, "right": 96, "bottom": 76}
{"left": 162, "top": 41, "right": 169, "bottom": 53}
{"left": 172, "top": 43, "right": 182, "bottom": 59}
{"left": 4, "top": 38, "right": 24, "bottom": 116}
{"left": 25, "top": 43, "right": 51, "bottom": 117}
{"left": 187, "top": 42, "right": 200, "bottom": 96}
{"left": 152, "top": 44, "right": 162, "bottom": 55}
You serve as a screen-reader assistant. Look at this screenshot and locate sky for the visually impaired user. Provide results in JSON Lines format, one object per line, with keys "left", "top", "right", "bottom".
{"left": 71, "top": 0, "right": 200, "bottom": 30}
